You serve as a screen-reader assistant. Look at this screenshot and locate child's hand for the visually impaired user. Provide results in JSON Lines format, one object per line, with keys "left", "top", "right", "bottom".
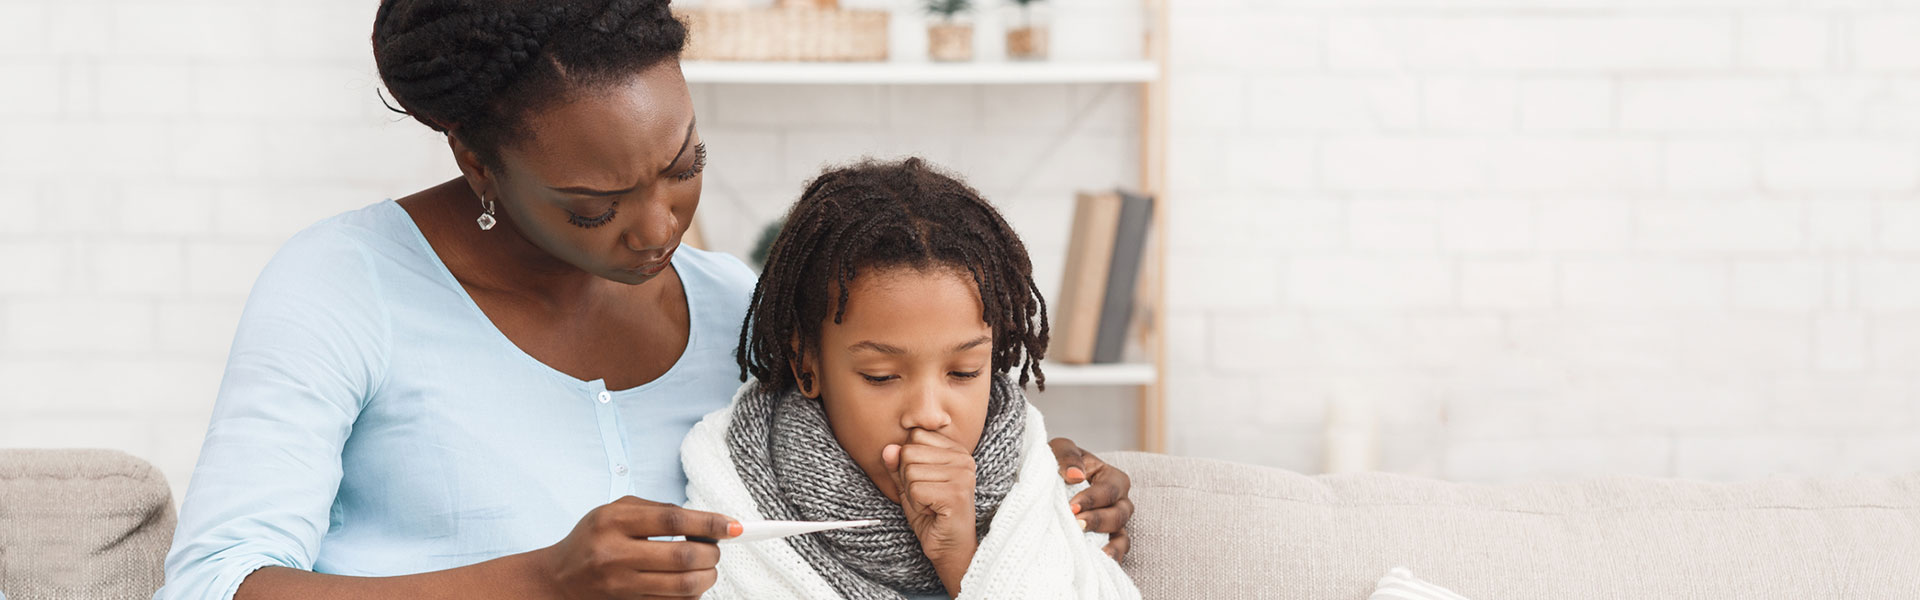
{"left": 882, "top": 429, "right": 978, "bottom": 595}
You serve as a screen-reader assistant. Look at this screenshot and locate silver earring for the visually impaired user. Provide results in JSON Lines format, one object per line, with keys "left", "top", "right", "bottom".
{"left": 476, "top": 193, "right": 498, "bottom": 231}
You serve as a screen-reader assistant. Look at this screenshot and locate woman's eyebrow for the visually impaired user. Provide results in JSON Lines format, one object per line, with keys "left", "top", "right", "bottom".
{"left": 658, "top": 116, "right": 696, "bottom": 175}
{"left": 547, "top": 117, "right": 698, "bottom": 196}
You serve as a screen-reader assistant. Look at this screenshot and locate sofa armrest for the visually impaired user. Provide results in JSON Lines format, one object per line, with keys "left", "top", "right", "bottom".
{"left": 0, "top": 449, "right": 176, "bottom": 600}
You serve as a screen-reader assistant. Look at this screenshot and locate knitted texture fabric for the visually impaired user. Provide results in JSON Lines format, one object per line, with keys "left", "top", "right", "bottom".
{"left": 725, "top": 376, "right": 1026, "bottom": 598}
{"left": 0, "top": 449, "right": 175, "bottom": 600}
{"left": 684, "top": 381, "right": 1142, "bottom": 600}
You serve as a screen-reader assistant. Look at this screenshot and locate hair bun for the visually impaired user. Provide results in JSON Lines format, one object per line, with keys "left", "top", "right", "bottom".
{"left": 372, "top": 0, "right": 686, "bottom": 165}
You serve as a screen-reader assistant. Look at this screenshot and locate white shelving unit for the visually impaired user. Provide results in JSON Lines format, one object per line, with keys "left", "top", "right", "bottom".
{"left": 682, "top": 60, "right": 1159, "bottom": 85}
{"left": 1035, "top": 362, "right": 1158, "bottom": 387}
{"left": 687, "top": 0, "right": 1170, "bottom": 450}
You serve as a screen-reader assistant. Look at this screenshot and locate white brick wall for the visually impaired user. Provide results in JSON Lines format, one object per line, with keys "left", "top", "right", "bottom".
{"left": 6, "top": 0, "right": 1920, "bottom": 498}
{"left": 1167, "top": 0, "right": 1920, "bottom": 481}
{"left": 0, "top": 0, "right": 1147, "bottom": 499}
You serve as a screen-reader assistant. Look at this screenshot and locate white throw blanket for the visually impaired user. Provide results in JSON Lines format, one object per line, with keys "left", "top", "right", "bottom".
{"left": 683, "top": 384, "right": 1141, "bottom": 600}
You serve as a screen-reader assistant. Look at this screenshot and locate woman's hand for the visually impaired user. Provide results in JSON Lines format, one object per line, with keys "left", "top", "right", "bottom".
{"left": 231, "top": 497, "right": 740, "bottom": 600}
{"left": 535, "top": 496, "right": 741, "bottom": 599}
{"left": 882, "top": 429, "right": 978, "bottom": 596}
{"left": 1049, "top": 437, "right": 1135, "bottom": 562}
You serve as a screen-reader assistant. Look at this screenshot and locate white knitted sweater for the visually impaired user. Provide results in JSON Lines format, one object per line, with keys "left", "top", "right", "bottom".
{"left": 682, "top": 384, "right": 1141, "bottom": 600}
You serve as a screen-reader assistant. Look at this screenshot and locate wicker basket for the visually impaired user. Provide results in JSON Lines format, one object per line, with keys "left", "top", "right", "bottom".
{"left": 928, "top": 23, "right": 973, "bottom": 62}
{"left": 1007, "top": 25, "right": 1048, "bottom": 61}
{"left": 679, "top": 8, "right": 888, "bottom": 62}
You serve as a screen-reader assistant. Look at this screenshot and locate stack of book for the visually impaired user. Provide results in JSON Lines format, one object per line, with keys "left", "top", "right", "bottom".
{"left": 1053, "top": 189, "right": 1155, "bottom": 365}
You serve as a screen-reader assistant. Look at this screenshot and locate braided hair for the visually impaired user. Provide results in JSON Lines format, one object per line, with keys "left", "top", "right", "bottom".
{"left": 737, "top": 158, "right": 1051, "bottom": 393}
{"left": 371, "top": 0, "right": 687, "bottom": 168}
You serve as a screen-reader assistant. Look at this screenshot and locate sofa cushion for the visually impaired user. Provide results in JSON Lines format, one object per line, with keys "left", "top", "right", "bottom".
{"left": 1370, "top": 567, "right": 1471, "bottom": 600}
{"left": 0, "top": 449, "right": 175, "bottom": 600}
{"left": 1104, "top": 451, "right": 1920, "bottom": 599}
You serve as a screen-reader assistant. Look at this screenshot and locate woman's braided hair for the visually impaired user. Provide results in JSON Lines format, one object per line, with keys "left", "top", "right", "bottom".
{"left": 371, "top": 0, "right": 686, "bottom": 168}
{"left": 737, "top": 158, "right": 1051, "bottom": 392}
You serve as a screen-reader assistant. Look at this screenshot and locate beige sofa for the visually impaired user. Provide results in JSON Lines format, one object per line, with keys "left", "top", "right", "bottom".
{"left": 0, "top": 449, "right": 173, "bottom": 600}
{"left": 1104, "top": 451, "right": 1920, "bottom": 599}
{"left": 2, "top": 449, "right": 1916, "bottom": 599}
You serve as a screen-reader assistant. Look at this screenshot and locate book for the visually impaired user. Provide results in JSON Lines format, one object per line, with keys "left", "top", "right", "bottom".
{"left": 1092, "top": 190, "right": 1154, "bottom": 364}
{"left": 1053, "top": 191, "right": 1124, "bottom": 365}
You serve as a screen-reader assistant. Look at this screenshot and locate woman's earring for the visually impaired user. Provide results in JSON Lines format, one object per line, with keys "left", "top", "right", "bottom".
{"left": 476, "top": 193, "right": 498, "bottom": 231}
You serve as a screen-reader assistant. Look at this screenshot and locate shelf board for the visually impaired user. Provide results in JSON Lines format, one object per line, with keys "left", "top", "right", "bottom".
{"left": 1027, "top": 361, "right": 1157, "bottom": 388}
{"left": 682, "top": 60, "right": 1160, "bottom": 85}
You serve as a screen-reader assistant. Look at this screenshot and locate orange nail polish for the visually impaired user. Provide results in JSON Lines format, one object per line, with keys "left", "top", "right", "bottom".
{"left": 1070, "top": 503, "right": 1082, "bottom": 515}
{"left": 1066, "top": 467, "right": 1085, "bottom": 481}
{"left": 728, "top": 522, "right": 743, "bottom": 537}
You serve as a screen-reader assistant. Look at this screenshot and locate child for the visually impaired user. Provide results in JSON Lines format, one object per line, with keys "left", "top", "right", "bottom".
{"left": 681, "top": 158, "right": 1140, "bottom": 599}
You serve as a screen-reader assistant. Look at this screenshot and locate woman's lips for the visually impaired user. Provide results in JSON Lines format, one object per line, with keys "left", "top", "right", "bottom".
{"left": 630, "top": 245, "right": 678, "bottom": 276}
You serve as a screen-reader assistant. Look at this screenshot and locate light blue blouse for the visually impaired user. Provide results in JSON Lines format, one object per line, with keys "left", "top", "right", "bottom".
{"left": 155, "top": 200, "right": 758, "bottom": 599}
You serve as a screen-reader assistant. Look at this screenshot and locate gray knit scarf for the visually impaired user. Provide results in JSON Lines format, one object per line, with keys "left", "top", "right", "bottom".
{"left": 725, "top": 376, "right": 1028, "bottom": 599}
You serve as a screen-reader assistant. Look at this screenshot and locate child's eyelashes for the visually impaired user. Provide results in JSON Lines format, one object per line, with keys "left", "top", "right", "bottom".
{"left": 857, "top": 371, "right": 984, "bottom": 384}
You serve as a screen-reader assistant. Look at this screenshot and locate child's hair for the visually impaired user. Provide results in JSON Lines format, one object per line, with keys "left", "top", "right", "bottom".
{"left": 736, "top": 157, "right": 1049, "bottom": 392}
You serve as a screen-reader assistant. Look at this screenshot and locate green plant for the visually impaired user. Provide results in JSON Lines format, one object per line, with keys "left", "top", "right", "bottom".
{"left": 749, "top": 217, "right": 785, "bottom": 270}
{"left": 924, "top": 0, "right": 971, "bottom": 21}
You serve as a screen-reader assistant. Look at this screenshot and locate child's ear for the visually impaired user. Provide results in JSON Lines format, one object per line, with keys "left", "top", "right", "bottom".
{"left": 790, "top": 334, "right": 820, "bottom": 399}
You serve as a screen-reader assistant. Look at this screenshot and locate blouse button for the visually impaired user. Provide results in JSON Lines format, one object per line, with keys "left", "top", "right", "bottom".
{"left": 597, "top": 391, "right": 611, "bottom": 404}
{"left": 613, "top": 464, "right": 629, "bottom": 476}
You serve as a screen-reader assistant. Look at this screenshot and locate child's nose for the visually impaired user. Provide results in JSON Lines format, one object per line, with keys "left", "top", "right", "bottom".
{"left": 899, "top": 378, "right": 953, "bottom": 432}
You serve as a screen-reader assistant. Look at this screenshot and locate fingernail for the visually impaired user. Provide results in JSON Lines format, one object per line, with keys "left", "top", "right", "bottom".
{"left": 728, "top": 522, "right": 743, "bottom": 537}
{"left": 1070, "top": 503, "right": 1082, "bottom": 515}
{"left": 1078, "top": 519, "right": 1089, "bottom": 531}
{"left": 1066, "top": 467, "right": 1085, "bottom": 481}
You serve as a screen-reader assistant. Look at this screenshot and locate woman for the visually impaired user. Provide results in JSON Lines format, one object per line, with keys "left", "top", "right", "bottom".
{"left": 155, "top": 1, "right": 1135, "bottom": 599}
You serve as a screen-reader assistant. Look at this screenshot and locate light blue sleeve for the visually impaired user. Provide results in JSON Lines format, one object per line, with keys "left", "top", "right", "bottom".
{"left": 155, "top": 226, "right": 392, "bottom": 600}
